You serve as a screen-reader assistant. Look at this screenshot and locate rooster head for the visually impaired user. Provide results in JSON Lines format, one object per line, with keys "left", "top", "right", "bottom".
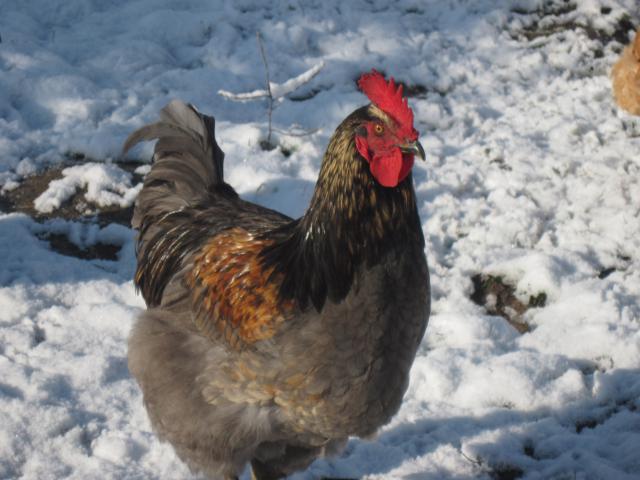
{"left": 355, "top": 70, "right": 425, "bottom": 187}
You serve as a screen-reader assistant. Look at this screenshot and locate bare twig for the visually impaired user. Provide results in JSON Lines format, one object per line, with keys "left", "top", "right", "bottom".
{"left": 218, "top": 33, "right": 324, "bottom": 150}
{"left": 256, "top": 31, "right": 274, "bottom": 147}
{"left": 218, "top": 62, "right": 324, "bottom": 101}
{"left": 459, "top": 449, "right": 483, "bottom": 466}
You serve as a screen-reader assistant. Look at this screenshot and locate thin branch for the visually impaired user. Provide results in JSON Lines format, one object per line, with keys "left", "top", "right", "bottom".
{"left": 218, "top": 62, "right": 324, "bottom": 101}
{"left": 270, "top": 61, "right": 323, "bottom": 98}
{"left": 217, "top": 34, "right": 325, "bottom": 150}
{"left": 256, "top": 31, "right": 274, "bottom": 146}
{"left": 459, "top": 449, "right": 483, "bottom": 467}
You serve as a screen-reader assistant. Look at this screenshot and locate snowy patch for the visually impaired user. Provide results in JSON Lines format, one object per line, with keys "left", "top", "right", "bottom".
{"left": 1, "top": 0, "right": 640, "bottom": 479}
{"left": 33, "top": 163, "right": 141, "bottom": 214}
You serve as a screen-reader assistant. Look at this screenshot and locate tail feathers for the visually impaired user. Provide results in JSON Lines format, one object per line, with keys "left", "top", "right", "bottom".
{"left": 123, "top": 100, "right": 225, "bottom": 230}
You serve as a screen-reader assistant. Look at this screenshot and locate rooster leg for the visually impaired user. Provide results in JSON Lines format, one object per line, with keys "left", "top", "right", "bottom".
{"left": 250, "top": 459, "right": 283, "bottom": 480}
{"left": 251, "top": 442, "right": 325, "bottom": 480}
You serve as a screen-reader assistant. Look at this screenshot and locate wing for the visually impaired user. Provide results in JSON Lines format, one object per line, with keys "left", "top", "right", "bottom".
{"left": 133, "top": 194, "right": 291, "bottom": 307}
{"left": 187, "top": 226, "right": 297, "bottom": 350}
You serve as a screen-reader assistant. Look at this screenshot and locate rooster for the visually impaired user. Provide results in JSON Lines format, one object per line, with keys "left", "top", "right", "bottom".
{"left": 125, "top": 70, "right": 430, "bottom": 480}
{"left": 612, "top": 28, "right": 640, "bottom": 115}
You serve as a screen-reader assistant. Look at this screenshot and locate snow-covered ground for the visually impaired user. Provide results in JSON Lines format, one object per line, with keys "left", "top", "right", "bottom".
{"left": 1, "top": 0, "right": 640, "bottom": 478}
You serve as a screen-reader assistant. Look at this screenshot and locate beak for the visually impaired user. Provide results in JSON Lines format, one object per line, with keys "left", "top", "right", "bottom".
{"left": 399, "top": 140, "right": 426, "bottom": 161}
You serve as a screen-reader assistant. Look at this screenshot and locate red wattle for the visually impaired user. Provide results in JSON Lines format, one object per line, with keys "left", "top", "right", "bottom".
{"left": 356, "top": 140, "right": 413, "bottom": 188}
{"left": 371, "top": 149, "right": 403, "bottom": 187}
{"left": 398, "top": 153, "right": 415, "bottom": 182}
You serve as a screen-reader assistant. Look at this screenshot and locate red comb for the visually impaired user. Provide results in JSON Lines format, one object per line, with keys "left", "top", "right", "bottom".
{"left": 358, "top": 69, "right": 417, "bottom": 140}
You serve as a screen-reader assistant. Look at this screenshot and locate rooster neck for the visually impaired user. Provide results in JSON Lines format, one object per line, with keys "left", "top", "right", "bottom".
{"left": 260, "top": 108, "right": 424, "bottom": 312}
{"left": 300, "top": 141, "right": 422, "bottom": 258}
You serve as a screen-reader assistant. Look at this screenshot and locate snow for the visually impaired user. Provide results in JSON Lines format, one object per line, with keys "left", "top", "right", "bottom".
{"left": 1, "top": 0, "right": 640, "bottom": 479}
{"left": 34, "top": 163, "right": 141, "bottom": 214}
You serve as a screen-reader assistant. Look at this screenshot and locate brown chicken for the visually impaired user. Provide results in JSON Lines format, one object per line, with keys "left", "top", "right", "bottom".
{"left": 125, "top": 70, "right": 430, "bottom": 480}
{"left": 612, "top": 28, "right": 640, "bottom": 115}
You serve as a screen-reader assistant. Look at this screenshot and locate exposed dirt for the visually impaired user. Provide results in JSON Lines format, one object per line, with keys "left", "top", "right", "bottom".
{"left": 574, "top": 399, "right": 638, "bottom": 434}
{"left": 461, "top": 454, "right": 524, "bottom": 480}
{"left": 0, "top": 160, "right": 140, "bottom": 226}
{"left": 511, "top": 0, "right": 636, "bottom": 48}
{"left": 1, "top": 159, "right": 142, "bottom": 260}
{"left": 598, "top": 254, "right": 632, "bottom": 279}
{"left": 36, "top": 232, "right": 122, "bottom": 261}
{"left": 471, "top": 274, "right": 547, "bottom": 334}
{"left": 489, "top": 465, "right": 524, "bottom": 480}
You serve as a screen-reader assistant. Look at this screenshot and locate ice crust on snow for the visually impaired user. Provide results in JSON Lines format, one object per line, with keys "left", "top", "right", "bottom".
{"left": 1, "top": 0, "right": 640, "bottom": 479}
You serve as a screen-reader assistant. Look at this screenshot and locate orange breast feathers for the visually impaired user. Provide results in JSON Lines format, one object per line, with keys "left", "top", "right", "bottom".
{"left": 188, "top": 228, "right": 295, "bottom": 349}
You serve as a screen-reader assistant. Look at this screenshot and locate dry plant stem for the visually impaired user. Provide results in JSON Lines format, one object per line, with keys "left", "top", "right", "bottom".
{"left": 459, "top": 449, "right": 483, "bottom": 467}
{"left": 256, "top": 31, "right": 274, "bottom": 146}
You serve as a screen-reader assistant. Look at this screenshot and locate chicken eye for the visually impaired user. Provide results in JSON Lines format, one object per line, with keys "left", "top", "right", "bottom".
{"left": 374, "top": 124, "right": 384, "bottom": 135}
